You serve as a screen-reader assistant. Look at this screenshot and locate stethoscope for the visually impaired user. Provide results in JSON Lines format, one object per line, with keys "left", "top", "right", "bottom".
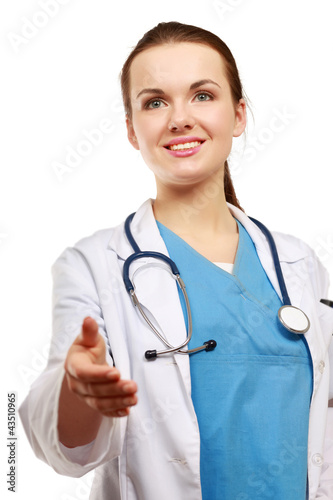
{"left": 122, "top": 213, "right": 311, "bottom": 360}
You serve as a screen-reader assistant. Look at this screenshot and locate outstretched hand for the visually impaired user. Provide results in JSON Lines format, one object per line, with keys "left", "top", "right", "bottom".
{"left": 64, "top": 317, "right": 137, "bottom": 418}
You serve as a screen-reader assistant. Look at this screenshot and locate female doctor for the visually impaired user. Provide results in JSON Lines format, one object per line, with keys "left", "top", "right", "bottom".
{"left": 19, "top": 21, "right": 333, "bottom": 500}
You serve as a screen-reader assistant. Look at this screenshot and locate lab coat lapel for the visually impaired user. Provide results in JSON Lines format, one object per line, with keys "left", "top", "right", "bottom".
{"left": 227, "top": 203, "right": 307, "bottom": 308}
{"left": 107, "top": 199, "right": 191, "bottom": 392}
{"left": 227, "top": 204, "right": 284, "bottom": 300}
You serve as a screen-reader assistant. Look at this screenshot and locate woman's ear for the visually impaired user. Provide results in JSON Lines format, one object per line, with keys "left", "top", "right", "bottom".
{"left": 126, "top": 116, "right": 140, "bottom": 150}
{"left": 233, "top": 98, "right": 247, "bottom": 138}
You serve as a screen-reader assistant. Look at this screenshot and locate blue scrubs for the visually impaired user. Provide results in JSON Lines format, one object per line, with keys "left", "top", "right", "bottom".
{"left": 156, "top": 219, "right": 313, "bottom": 500}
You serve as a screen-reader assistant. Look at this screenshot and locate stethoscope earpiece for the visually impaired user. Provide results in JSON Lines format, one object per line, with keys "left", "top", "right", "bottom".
{"left": 144, "top": 340, "right": 217, "bottom": 361}
{"left": 145, "top": 350, "right": 158, "bottom": 360}
{"left": 204, "top": 340, "right": 217, "bottom": 351}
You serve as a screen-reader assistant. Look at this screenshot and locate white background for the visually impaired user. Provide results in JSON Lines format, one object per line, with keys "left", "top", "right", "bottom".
{"left": 1, "top": 0, "right": 333, "bottom": 498}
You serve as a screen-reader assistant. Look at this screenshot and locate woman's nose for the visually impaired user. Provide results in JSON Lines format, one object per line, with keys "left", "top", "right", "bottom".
{"left": 167, "top": 103, "right": 196, "bottom": 132}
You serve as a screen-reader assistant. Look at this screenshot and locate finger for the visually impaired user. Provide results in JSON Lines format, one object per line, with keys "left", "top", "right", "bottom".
{"left": 84, "top": 393, "right": 138, "bottom": 413}
{"left": 103, "top": 407, "right": 131, "bottom": 418}
{"left": 66, "top": 358, "right": 120, "bottom": 382}
{"left": 67, "top": 373, "right": 137, "bottom": 398}
{"left": 77, "top": 316, "right": 100, "bottom": 348}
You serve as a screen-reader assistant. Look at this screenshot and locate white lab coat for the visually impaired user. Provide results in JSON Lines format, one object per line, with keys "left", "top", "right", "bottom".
{"left": 19, "top": 199, "right": 333, "bottom": 500}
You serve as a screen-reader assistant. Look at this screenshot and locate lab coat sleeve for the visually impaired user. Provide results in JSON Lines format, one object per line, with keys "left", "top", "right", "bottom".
{"left": 19, "top": 244, "right": 125, "bottom": 477}
{"left": 316, "top": 407, "right": 333, "bottom": 499}
{"left": 313, "top": 250, "right": 333, "bottom": 498}
{"left": 317, "top": 336, "right": 333, "bottom": 500}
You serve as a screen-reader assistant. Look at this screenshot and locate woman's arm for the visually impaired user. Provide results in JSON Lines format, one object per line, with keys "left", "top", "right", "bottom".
{"left": 19, "top": 242, "right": 135, "bottom": 476}
{"left": 58, "top": 317, "right": 137, "bottom": 448}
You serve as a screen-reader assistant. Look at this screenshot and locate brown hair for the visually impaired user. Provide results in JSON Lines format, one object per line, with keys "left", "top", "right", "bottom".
{"left": 120, "top": 21, "right": 247, "bottom": 211}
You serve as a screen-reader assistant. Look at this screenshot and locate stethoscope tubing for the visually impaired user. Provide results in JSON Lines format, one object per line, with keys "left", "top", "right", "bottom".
{"left": 123, "top": 212, "right": 216, "bottom": 359}
{"left": 123, "top": 251, "right": 180, "bottom": 293}
{"left": 249, "top": 217, "right": 291, "bottom": 306}
{"left": 130, "top": 274, "right": 194, "bottom": 356}
{"left": 124, "top": 213, "right": 291, "bottom": 304}
{"left": 122, "top": 211, "right": 310, "bottom": 360}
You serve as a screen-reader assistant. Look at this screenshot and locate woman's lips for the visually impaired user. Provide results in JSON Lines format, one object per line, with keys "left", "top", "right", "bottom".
{"left": 164, "top": 140, "right": 205, "bottom": 157}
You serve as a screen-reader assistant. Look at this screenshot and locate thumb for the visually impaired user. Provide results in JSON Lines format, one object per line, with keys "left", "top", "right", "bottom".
{"left": 78, "top": 317, "right": 100, "bottom": 348}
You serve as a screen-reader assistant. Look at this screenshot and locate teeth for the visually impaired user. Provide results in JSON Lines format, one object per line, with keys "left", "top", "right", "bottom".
{"left": 168, "top": 141, "right": 202, "bottom": 151}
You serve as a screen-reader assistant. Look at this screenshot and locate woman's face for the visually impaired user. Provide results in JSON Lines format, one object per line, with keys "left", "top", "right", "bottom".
{"left": 126, "top": 42, "right": 246, "bottom": 189}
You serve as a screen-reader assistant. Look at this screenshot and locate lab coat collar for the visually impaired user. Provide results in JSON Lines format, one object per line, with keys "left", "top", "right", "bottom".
{"left": 107, "top": 198, "right": 264, "bottom": 257}
{"left": 107, "top": 198, "right": 309, "bottom": 307}
{"left": 107, "top": 198, "right": 165, "bottom": 259}
{"left": 226, "top": 202, "right": 308, "bottom": 262}
{"left": 226, "top": 203, "right": 308, "bottom": 308}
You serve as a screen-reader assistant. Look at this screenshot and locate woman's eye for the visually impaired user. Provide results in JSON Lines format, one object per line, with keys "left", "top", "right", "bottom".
{"left": 145, "top": 99, "right": 165, "bottom": 109}
{"left": 144, "top": 93, "right": 212, "bottom": 109}
{"left": 195, "top": 92, "right": 213, "bottom": 101}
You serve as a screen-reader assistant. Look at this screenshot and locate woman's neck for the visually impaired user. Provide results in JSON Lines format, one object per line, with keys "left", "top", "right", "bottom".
{"left": 152, "top": 171, "right": 238, "bottom": 239}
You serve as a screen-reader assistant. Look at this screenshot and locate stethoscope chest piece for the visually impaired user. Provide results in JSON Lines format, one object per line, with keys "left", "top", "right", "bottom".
{"left": 278, "top": 305, "right": 310, "bottom": 334}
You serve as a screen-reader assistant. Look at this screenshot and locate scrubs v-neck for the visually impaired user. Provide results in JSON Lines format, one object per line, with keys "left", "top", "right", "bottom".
{"left": 156, "top": 219, "right": 313, "bottom": 500}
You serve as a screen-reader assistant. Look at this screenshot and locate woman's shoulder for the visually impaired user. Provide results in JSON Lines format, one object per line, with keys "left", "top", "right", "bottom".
{"left": 74, "top": 226, "right": 117, "bottom": 251}
{"left": 52, "top": 223, "right": 122, "bottom": 272}
{"left": 271, "top": 229, "right": 330, "bottom": 299}
{"left": 270, "top": 229, "right": 315, "bottom": 262}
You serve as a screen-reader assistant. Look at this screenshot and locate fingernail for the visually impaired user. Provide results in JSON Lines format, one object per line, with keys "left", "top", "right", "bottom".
{"left": 117, "top": 410, "right": 127, "bottom": 417}
{"left": 122, "top": 397, "right": 135, "bottom": 406}
{"left": 123, "top": 383, "right": 134, "bottom": 393}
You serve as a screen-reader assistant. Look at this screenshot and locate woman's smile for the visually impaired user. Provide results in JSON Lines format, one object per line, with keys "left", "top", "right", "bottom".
{"left": 163, "top": 136, "right": 206, "bottom": 157}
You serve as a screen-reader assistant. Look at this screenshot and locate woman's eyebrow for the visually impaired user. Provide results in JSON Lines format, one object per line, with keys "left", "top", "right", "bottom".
{"left": 190, "top": 79, "right": 221, "bottom": 90}
{"left": 136, "top": 79, "right": 221, "bottom": 99}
